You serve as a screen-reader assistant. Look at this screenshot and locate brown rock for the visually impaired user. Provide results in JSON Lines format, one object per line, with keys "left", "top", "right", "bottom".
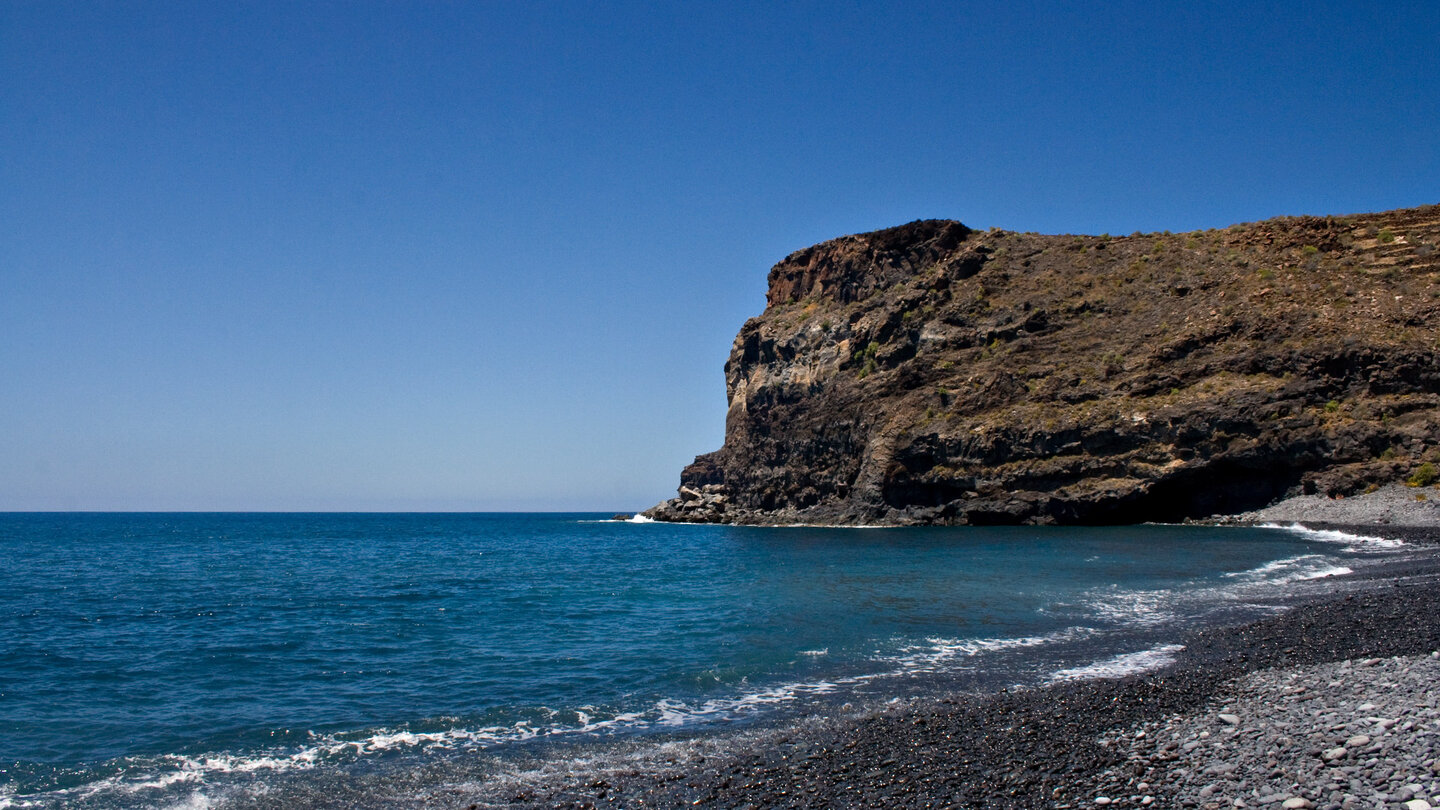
{"left": 650, "top": 204, "right": 1440, "bottom": 525}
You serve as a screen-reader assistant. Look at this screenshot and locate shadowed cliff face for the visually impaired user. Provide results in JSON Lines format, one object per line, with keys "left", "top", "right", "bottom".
{"left": 646, "top": 206, "right": 1440, "bottom": 525}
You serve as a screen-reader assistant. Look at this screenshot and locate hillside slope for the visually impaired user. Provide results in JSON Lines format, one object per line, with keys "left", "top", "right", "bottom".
{"left": 646, "top": 205, "right": 1440, "bottom": 525}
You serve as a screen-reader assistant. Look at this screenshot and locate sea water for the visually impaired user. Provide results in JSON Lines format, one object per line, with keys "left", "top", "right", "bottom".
{"left": 0, "top": 513, "right": 1402, "bottom": 808}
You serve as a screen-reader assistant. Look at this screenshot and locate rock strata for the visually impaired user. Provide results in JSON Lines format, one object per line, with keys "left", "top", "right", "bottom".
{"left": 647, "top": 205, "right": 1440, "bottom": 525}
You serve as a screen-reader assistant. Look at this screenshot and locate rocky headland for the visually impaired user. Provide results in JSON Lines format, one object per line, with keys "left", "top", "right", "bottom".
{"left": 646, "top": 204, "right": 1440, "bottom": 526}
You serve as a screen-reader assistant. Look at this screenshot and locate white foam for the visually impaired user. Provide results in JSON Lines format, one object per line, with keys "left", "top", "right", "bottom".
{"left": 1299, "top": 565, "right": 1352, "bottom": 580}
{"left": 161, "top": 792, "right": 216, "bottom": 810}
{"left": 1048, "top": 644, "right": 1185, "bottom": 682}
{"left": 625, "top": 514, "right": 655, "bottom": 524}
{"left": 1259, "top": 522, "right": 1403, "bottom": 551}
{"left": 1224, "top": 553, "right": 1355, "bottom": 585}
{"left": 1231, "top": 553, "right": 1322, "bottom": 578}
{"left": 1060, "top": 547, "right": 1371, "bottom": 637}
{"left": 890, "top": 627, "right": 1096, "bottom": 673}
{"left": 1080, "top": 586, "right": 1176, "bottom": 627}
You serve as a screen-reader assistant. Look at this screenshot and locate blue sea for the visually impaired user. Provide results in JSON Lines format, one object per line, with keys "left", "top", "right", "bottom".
{"left": 0, "top": 513, "right": 1405, "bottom": 808}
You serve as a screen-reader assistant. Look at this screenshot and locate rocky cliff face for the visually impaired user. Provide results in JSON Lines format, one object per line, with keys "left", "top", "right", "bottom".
{"left": 646, "top": 205, "right": 1440, "bottom": 525}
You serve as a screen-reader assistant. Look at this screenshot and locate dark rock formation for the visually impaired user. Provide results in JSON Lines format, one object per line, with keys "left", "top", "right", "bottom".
{"left": 646, "top": 205, "right": 1440, "bottom": 525}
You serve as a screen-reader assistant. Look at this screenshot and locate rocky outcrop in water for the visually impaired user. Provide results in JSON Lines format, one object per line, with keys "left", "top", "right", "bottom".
{"left": 646, "top": 205, "right": 1440, "bottom": 525}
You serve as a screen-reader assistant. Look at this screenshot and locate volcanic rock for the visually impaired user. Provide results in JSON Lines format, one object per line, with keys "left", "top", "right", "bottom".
{"left": 646, "top": 205, "right": 1440, "bottom": 525}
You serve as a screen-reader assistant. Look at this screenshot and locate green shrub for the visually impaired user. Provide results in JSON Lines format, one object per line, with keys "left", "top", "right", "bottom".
{"left": 1324, "top": 400, "right": 1340, "bottom": 413}
{"left": 857, "top": 341, "right": 880, "bottom": 378}
{"left": 1378, "top": 228, "right": 1396, "bottom": 244}
{"left": 1302, "top": 245, "right": 1319, "bottom": 255}
{"left": 1409, "top": 462, "right": 1438, "bottom": 487}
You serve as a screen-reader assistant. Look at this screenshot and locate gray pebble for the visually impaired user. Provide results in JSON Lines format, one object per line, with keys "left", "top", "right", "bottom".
{"left": 1105, "top": 655, "right": 1440, "bottom": 808}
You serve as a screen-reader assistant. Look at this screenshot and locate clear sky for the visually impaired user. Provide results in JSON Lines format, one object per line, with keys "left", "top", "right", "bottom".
{"left": 3, "top": 1, "right": 1437, "bottom": 511}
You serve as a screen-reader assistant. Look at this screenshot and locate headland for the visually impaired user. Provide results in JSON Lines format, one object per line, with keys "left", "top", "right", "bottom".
{"left": 646, "top": 204, "right": 1440, "bottom": 527}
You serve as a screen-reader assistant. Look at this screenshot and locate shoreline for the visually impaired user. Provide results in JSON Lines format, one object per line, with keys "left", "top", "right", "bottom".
{"left": 453, "top": 524, "right": 1440, "bottom": 809}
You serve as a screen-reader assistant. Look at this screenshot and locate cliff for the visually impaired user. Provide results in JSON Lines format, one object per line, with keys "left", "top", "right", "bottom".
{"left": 645, "top": 205, "right": 1440, "bottom": 525}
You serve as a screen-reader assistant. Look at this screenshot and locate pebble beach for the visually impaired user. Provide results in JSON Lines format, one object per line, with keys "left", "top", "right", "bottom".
{"left": 1104, "top": 653, "right": 1440, "bottom": 809}
{"left": 455, "top": 491, "right": 1440, "bottom": 809}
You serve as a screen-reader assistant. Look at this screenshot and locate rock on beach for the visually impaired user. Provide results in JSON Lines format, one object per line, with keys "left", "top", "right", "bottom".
{"left": 1102, "top": 654, "right": 1440, "bottom": 809}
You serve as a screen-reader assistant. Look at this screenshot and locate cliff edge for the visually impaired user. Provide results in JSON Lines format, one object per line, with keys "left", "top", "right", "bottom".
{"left": 646, "top": 205, "right": 1440, "bottom": 525}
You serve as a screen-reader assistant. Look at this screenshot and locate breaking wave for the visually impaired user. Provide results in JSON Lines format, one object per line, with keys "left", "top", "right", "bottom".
{"left": 1048, "top": 644, "right": 1186, "bottom": 682}
{"left": 1259, "top": 522, "right": 1403, "bottom": 551}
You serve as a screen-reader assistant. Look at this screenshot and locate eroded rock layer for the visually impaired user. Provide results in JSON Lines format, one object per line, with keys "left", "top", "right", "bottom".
{"left": 646, "top": 206, "right": 1440, "bottom": 525}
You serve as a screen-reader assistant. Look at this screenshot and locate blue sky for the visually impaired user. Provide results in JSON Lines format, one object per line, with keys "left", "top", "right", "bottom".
{"left": 3, "top": 1, "right": 1437, "bottom": 511}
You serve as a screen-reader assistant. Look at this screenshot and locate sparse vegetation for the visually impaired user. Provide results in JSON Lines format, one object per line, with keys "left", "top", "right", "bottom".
{"left": 1409, "top": 462, "right": 1439, "bottom": 488}
{"left": 1378, "top": 228, "right": 1396, "bottom": 244}
{"left": 856, "top": 341, "right": 880, "bottom": 378}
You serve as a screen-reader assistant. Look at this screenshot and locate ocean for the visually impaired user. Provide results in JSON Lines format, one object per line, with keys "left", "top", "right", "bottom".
{"left": 0, "top": 513, "right": 1403, "bottom": 809}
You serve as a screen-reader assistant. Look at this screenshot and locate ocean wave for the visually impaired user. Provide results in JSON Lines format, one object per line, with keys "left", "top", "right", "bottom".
{"left": 1047, "top": 644, "right": 1186, "bottom": 682}
{"left": 1, "top": 623, "right": 1117, "bottom": 808}
{"left": 1258, "top": 522, "right": 1403, "bottom": 551}
{"left": 1223, "top": 552, "right": 1355, "bottom": 584}
{"left": 1057, "top": 547, "right": 1369, "bottom": 635}
{"left": 888, "top": 627, "right": 1097, "bottom": 674}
